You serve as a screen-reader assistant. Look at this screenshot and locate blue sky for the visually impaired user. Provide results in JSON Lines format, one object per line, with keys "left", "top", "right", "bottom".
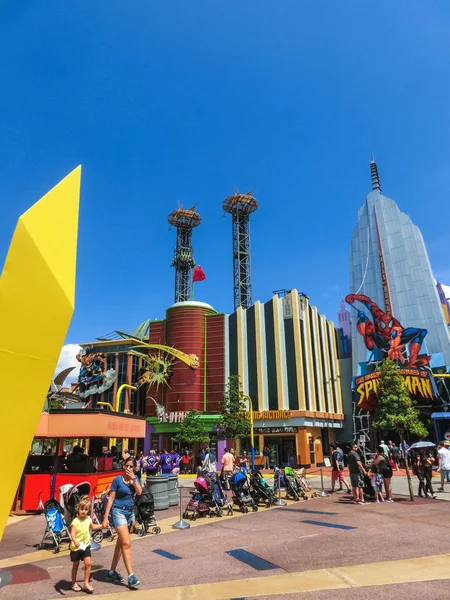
{"left": 1, "top": 1, "right": 450, "bottom": 348}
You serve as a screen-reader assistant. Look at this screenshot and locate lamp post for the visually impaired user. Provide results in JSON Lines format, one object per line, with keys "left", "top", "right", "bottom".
{"left": 242, "top": 394, "right": 255, "bottom": 471}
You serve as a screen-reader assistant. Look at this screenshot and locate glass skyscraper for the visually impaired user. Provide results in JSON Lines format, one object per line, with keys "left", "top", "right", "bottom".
{"left": 348, "top": 159, "right": 450, "bottom": 375}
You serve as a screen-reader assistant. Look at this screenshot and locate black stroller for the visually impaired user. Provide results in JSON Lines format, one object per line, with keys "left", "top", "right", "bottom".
{"left": 230, "top": 470, "right": 258, "bottom": 513}
{"left": 209, "top": 472, "right": 233, "bottom": 516}
{"left": 35, "top": 497, "right": 72, "bottom": 553}
{"left": 250, "top": 470, "right": 276, "bottom": 507}
{"left": 134, "top": 488, "right": 161, "bottom": 536}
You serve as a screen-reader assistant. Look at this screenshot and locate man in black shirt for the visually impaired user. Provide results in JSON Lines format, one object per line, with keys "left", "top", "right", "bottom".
{"left": 347, "top": 443, "right": 368, "bottom": 504}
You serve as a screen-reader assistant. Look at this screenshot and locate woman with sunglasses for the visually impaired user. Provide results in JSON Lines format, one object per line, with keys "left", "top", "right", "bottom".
{"left": 102, "top": 456, "right": 142, "bottom": 589}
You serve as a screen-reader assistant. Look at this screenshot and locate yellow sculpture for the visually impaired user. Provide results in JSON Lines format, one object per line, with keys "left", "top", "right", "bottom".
{"left": 0, "top": 167, "right": 81, "bottom": 540}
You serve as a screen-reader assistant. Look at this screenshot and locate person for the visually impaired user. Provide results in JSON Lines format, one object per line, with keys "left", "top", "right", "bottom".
{"left": 369, "top": 464, "right": 384, "bottom": 503}
{"left": 70, "top": 497, "right": 103, "bottom": 593}
{"left": 329, "top": 442, "right": 351, "bottom": 494}
{"left": 373, "top": 445, "right": 393, "bottom": 502}
{"left": 180, "top": 449, "right": 192, "bottom": 474}
{"left": 203, "top": 446, "right": 217, "bottom": 473}
{"left": 389, "top": 441, "right": 400, "bottom": 471}
{"left": 239, "top": 451, "right": 249, "bottom": 474}
{"left": 66, "top": 446, "right": 87, "bottom": 473}
{"left": 436, "top": 441, "right": 450, "bottom": 492}
{"left": 102, "top": 456, "right": 142, "bottom": 589}
{"left": 379, "top": 440, "right": 390, "bottom": 459}
{"left": 171, "top": 448, "right": 181, "bottom": 473}
{"left": 144, "top": 450, "right": 159, "bottom": 478}
{"left": 399, "top": 440, "right": 409, "bottom": 469}
{"left": 263, "top": 446, "right": 270, "bottom": 470}
{"left": 417, "top": 449, "right": 436, "bottom": 498}
{"left": 110, "top": 446, "right": 121, "bottom": 471}
{"left": 445, "top": 441, "right": 450, "bottom": 483}
{"left": 221, "top": 448, "right": 235, "bottom": 490}
{"left": 159, "top": 449, "right": 173, "bottom": 475}
{"left": 347, "top": 443, "right": 368, "bottom": 504}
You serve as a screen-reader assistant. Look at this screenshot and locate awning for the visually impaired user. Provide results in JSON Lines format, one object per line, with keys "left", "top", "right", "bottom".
{"left": 35, "top": 409, "right": 147, "bottom": 438}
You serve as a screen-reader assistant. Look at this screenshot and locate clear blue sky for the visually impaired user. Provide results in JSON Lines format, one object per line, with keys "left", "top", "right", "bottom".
{"left": 1, "top": 1, "right": 450, "bottom": 345}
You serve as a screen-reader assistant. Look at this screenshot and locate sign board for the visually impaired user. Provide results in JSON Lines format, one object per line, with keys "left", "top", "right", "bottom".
{"left": 252, "top": 410, "right": 292, "bottom": 421}
{"left": 159, "top": 411, "right": 188, "bottom": 424}
{"left": 254, "top": 426, "right": 298, "bottom": 434}
{"left": 324, "top": 457, "right": 331, "bottom": 467}
{"left": 354, "top": 368, "right": 439, "bottom": 412}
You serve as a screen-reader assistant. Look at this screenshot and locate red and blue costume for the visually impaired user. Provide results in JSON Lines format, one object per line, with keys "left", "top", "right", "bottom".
{"left": 345, "top": 294, "right": 430, "bottom": 368}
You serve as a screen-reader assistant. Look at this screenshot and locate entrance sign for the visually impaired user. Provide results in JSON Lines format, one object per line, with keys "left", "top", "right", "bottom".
{"left": 254, "top": 426, "right": 298, "bottom": 434}
{"left": 253, "top": 410, "right": 292, "bottom": 420}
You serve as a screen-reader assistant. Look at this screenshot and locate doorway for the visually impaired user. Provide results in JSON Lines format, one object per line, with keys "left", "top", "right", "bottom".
{"left": 265, "top": 436, "right": 296, "bottom": 467}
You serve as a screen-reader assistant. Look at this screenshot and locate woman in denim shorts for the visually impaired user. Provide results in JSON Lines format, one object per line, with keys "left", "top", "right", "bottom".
{"left": 102, "top": 456, "right": 142, "bottom": 589}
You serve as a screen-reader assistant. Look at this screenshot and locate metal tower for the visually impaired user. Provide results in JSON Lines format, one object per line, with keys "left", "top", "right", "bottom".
{"left": 168, "top": 203, "right": 201, "bottom": 303}
{"left": 223, "top": 190, "right": 259, "bottom": 310}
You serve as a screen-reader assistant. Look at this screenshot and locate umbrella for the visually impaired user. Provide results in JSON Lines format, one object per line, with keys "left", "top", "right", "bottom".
{"left": 409, "top": 441, "right": 435, "bottom": 449}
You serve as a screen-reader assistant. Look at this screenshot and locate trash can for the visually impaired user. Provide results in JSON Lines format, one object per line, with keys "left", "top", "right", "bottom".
{"left": 167, "top": 474, "right": 179, "bottom": 506}
{"left": 146, "top": 476, "right": 169, "bottom": 510}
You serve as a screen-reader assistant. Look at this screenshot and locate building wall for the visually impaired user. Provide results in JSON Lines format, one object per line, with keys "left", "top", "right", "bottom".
{"left": 205, "top": 313, "right": 226, "bottom": 412}
{"left": 228, "top": 290, "right": 344, "bottom": 421}
{"left": 349, "top": 190, "right": 450, "bottom": 374}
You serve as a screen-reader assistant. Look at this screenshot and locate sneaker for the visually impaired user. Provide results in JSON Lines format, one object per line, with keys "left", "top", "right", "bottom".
{"left": 329, "top": 490, "right": 336, "bottom": 494}
{"left": 346, "top": 489, "right": 353, "bottom": 494}
{"left": 376, "top": 499, "right": 380, "bottom": 503}
{"left": 386, "top": 498, "right": 394, "bottom": 503}
{"left": 107, "top": 571, "right": 124, "bottom": 583}
{"left": 127, "top": 574, "right": 141, "bottom": 589}
{"left": 437, "top": 488, "right": 444, "bottom": 492}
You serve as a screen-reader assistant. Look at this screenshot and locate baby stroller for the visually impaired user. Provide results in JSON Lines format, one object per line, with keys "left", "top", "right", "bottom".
{"left": 134, "top": 488, "right": 161, "bottom": 536}
{"left": 231, "top": 470, "right": 258, "bottom": 513}
{"left": 61, "top": 481, "right": 104, "bottom": 543}
{"left": 209, "top": 472, "right": 233, "bottom": 516}
{"left": 93, "top": 490, "right": 115, "bottom": 542}
{"left": 250, "top": 470, "right": 276, "bottom": 507}
{"left": 35, "top": 497, "right": 71, "bottom": 553}
{"left": 293, "top": 468, "right": 319, "bottom": 498}
{"left": 183, "top": 475, "right": 215, "bottom": 521}
{"left": 284, "top": 467, "right": 306, "bottom": 501}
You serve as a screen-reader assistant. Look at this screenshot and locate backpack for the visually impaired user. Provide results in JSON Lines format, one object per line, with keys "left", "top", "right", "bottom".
{"left": 334, "top": 449, "right": 344, "bottom": 470}
{"left": 209, "top": 449, "right": 216, "bottom": 464}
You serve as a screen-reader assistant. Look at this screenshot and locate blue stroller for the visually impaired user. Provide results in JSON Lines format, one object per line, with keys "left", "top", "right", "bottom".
{"left": 35, "top": 498, "right": 72, "bottom": 553}
{"left": 231, "top": 470, "right": 258, "bottom": 513}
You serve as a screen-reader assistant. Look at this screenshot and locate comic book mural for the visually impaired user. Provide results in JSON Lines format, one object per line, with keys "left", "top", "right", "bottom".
{"left": 345, "top": 294, "right": 440, "bottom": 412}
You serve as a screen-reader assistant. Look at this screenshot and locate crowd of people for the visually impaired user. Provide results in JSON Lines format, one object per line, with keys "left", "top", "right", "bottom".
{"left": 329, "top": 439, "right": 450, "bottom": 503}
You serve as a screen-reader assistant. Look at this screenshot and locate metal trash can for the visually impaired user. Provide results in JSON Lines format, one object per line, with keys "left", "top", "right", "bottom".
{"left": 146, "top": 475, "right": 169, "bottom": 510}
{"left": 167, "top": 474, "right": 179, "bottom": 506}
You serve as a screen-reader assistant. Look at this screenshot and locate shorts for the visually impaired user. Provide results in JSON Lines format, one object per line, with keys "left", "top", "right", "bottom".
{"left": 70, "top": 545, "right": 91, "bottom": 562}
{"left": 332, "top": 469, "right": 345, "bottom": 482}
{"left": 350, "top": 473, "right": 364, "bottom": 488}
{"left": 371, "top": 483, "right": 382, "bottom": 493}
{"left": 441, "top": 469, "right": 450, "bottom": 478}
{"left": 111, "top": 505, "right": 135, "bottom": 528}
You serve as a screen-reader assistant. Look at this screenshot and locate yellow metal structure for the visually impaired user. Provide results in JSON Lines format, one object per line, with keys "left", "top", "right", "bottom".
{"left": 243, "top": 394, "right": 255, "bottom": 469}
{"left": 109, "top": 384, "right": 137, "bottom": 446}
{"left": 0, "top": 167, "right": 81, "bottom": 540}
{"left": 129, "top": 340, "right": 199, "bottom": 369}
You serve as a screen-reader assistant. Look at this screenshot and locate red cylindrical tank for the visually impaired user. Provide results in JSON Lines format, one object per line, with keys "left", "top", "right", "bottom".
{"left": 165, "top": 301, "right": 215, "bottom": 412}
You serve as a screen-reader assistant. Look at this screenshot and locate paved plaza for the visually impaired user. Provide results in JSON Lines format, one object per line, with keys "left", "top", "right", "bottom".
{"left": 1, "top": 472, "right": 450, "bottom": 599}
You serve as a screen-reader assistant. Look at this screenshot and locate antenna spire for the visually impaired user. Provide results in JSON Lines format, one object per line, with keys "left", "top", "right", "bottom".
{"left": 370, "top": 155, "right": 381, "bottom": 193}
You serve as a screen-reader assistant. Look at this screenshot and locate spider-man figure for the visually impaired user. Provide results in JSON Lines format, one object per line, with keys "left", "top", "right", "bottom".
{"left": 345, "top": 294, "right": 430, "bottom": 368}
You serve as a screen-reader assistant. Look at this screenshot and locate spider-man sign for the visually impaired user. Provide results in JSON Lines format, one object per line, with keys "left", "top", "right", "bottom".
{"left": 345, "top": 294, "right": 431, "bottom": 368}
